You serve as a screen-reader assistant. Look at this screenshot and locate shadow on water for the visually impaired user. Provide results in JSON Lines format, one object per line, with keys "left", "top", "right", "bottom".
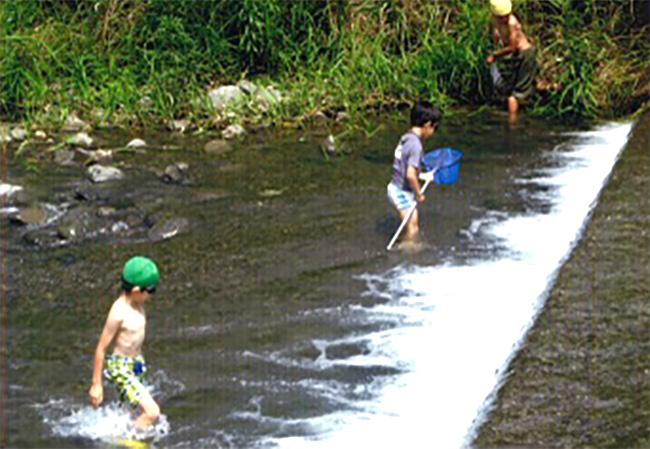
{"left": 4, "top": 110, "right": 579, "bottom": 447}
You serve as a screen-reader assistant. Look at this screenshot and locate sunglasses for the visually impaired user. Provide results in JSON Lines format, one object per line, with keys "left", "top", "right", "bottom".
{"left": 142, "top": 286, "right": 156, "bottom": 294}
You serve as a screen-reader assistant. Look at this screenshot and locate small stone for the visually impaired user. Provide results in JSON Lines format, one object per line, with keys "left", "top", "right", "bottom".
{"left": 161, "top": 163, "right": 188, "bottom": 184}
{"left": 138, "top": 96, "right": 154, "bottom": 108}
{"left": 54, "top": 149, "right": 76, "bottom": 166}
{"left": 223, "top": 124, "right": 245, "bottom": 140}
{"left": 68, "top": 132, "right": 93, "bottom": 147}
{"left": 167, "top": 119, "right": 191, "bottom": 133}
{"left": 111, "top": 221, "right": 129, "bottom": 233}
{"left": 147, "top": 217, "right": 189, "bottom": 241}
{"left": 10, "top": 205, "right": 48, "bottom": 226}
{"left": 322, "top": 135, "right": 336, "bottom": 155}
{"left": 62, "top": 114, "right": 86, "bottom": 132}
{"left": 203, "top": 139, "right": 232, "bottom": 155}
{"left": 336, "top": 111, "right": 351, "bottom": 122}
{"left": 10, "top": 128, "right": 28, "bottom": 141}
{"left": 34, "top": 130, "right": 47, "bottom": 140}
{"left": 87, "top": 165, "right": 124, "bottom": 183}
{"left": 312, "top": 111, "right": 328, "bottom": 124}
{"left": 97, "top": 207, "right": 117, "bottom": 217}
{"left": 86, "top": 149, "right": 113, "bottom": 165}
{"left": 126, "top": 138, "right": 147, "bottom": 148}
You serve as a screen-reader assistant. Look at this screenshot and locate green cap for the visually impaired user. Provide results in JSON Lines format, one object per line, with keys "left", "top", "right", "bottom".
{"left": 122, "top": 256, "right": 159, "bottom": 288}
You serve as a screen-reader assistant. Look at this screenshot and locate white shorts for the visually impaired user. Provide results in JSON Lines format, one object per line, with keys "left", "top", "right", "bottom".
{"left": 387, "top": 183, "right": 415, "bottom": 211}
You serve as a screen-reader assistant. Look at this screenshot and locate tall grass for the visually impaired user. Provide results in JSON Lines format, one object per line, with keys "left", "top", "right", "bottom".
{"left": 0, "top": 0, "right": 647, "bottom": 127}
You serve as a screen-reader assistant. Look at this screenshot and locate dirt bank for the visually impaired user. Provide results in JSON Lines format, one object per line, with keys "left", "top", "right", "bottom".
{"left": 474, "top": 112, "right": 649, "bottom": 448}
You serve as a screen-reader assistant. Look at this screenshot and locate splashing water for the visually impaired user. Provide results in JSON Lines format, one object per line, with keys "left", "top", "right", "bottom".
{"left": 264, "top": 122, "right": 632, "bottom": 448}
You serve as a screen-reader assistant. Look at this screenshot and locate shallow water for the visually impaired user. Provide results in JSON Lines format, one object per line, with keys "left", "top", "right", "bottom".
{"left": 2, "top": 112, "right": 631, "bottom": 448}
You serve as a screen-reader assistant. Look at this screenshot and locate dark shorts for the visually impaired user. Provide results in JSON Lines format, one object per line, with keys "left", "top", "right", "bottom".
{"left": 493, "top": 46, "right": 538, "bottom": 103}
{"left": 511, "top": 46, "right": 537, "bottom": 102}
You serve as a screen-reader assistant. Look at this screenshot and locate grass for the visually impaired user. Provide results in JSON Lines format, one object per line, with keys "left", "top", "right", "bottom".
{"left": 0, "top": 0, "right": 648, "bottom": 131}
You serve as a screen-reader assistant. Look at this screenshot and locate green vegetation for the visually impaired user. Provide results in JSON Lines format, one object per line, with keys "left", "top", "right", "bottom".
{"left": 1, "top": 0, "right": 648, "bottom": 129}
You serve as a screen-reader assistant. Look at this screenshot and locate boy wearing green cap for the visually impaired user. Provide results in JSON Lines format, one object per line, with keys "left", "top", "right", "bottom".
{"left": 89, "top": 256, "right": 161, "bottom": 431}
{"left": 486, "top": 0, "right": 537, "bottom": 123}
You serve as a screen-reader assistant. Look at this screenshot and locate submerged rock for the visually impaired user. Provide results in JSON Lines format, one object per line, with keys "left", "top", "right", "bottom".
{"left": 22, "top": 229, "right": 61, "bottom": 247}
{"left": 192, "top": 191, "right": 231, "bottom": 203}
{"left": 10, "top": 205, "right": 50, "bottom": 226}
{"left": 161, "top": 163, "right": 189, "bottom": 184}
{"left": 87, "top": 165, "right": 124, "bottom": 183}
{"left": 203, "top": 139, "right": 232, "bottom": 156}
{"left": 147, "top": 217, "right": 189, "bottom": 242}
{"left": 57, "top": 207, "right": 97, "bottom": 240}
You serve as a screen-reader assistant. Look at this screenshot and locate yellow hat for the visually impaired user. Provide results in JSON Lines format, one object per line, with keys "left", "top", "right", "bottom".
{"left": 490, "top": 0, "right": 512, "bottom": 16}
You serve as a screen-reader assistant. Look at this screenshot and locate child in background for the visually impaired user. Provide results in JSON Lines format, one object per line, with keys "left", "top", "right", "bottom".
{"left": 486, "top": 0, "right": 537, "bottom": 122}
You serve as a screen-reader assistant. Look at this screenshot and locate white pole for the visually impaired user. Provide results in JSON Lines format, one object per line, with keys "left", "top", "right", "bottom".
{"left": 386, "top": 178, "right": 432, "bottom": 251}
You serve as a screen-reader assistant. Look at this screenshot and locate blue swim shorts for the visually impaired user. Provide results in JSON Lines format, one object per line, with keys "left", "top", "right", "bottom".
{"left": 387, "top": 182, "right": 415, "bottom": 211}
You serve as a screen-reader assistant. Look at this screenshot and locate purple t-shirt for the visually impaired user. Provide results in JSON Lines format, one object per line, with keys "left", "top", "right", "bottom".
{"left": 390, "top": 132, "right": 422, "bottom": 192}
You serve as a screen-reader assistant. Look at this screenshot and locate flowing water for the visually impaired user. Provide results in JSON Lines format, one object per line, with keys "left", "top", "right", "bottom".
{"left": 2, "top": 112, "right": 632, "bottom": 448}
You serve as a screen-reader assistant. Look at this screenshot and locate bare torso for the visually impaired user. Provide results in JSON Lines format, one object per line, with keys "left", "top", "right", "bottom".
{"left": 111, "top": 296, "right": 146, "bottom": 357}
{"left": 495, "top": 14, "right": 530, "bottom": 51}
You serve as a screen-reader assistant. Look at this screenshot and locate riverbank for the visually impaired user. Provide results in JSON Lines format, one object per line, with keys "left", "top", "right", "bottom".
{"left": 1, "top": 1, "right": 648, "bottom": 133}
{"left": 474, "top": 111, "right": 649, "bottom": 447}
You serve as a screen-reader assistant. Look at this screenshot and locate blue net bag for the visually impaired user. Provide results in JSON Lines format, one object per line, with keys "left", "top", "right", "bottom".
{"left": 422, "top": 148, "right": 462, "bottom": 184}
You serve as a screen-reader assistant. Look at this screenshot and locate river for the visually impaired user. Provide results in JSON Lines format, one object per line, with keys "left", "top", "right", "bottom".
{"left": 2, "top": 111, "right": 632, "bottom": 448}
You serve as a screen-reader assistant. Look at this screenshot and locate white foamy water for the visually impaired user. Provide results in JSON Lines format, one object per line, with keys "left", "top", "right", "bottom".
{"left": 269, "top": 122, "right": 632, "bottom": 448}
{"left": 37, "top": 369, "right": 183, "bottom": 444}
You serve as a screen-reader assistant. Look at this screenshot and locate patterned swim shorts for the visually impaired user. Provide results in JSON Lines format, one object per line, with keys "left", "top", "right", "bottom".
{"left": 104, "top": 354, "right": 148, "bottom": 407}
{"left": 387, "top": 182, "right": 415, "bottom": 211}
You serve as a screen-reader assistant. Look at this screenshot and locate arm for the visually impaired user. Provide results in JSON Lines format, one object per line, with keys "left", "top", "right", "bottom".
{"left": 89, "top": 303, "right": 122, "bottom": 408}
{"left": 487, "top": 22, "right": 519, "bottom": 64}
{"left": 406, "top": 165, "right": 424, "bottom": 202}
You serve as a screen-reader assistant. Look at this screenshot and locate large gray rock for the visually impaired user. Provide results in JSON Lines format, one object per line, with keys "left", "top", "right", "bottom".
{"left": 208, "top": 85, "right": 246, "bottom": 110}
{"left": 87, "top": 165, "right": 124, "bottom": 183}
